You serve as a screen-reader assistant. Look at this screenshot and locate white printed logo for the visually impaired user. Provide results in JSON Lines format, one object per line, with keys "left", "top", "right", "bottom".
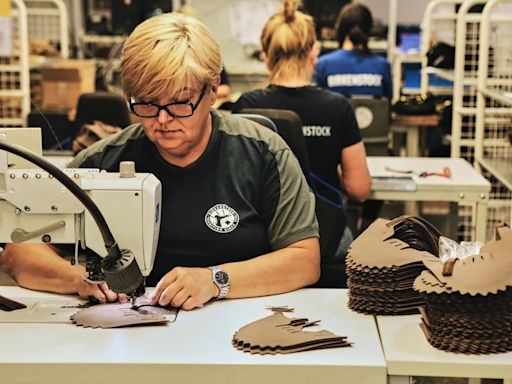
{"left": 327, "top": 73, "right": 383, "bottom": 88}
{"left": 205, "top": 204, "right": 239, "bottom": 233}
{"left": 302, "top": 125, "right": 332, "bottom": 137}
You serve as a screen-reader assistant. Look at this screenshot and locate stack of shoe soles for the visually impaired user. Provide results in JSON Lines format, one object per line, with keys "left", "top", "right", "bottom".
{"left": 414, "top": 223, "right": 512, "bottom": 354}
{"left": 346, "top": 215, "right": 441, "bottom": 315}
{"left": 232, "top": 311, "right": 352, "bottom": 354}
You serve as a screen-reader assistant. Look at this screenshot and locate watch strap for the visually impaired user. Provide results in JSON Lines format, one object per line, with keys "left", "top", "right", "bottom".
{"left": 208, "top": 266, "right": 230, "bottom": 299}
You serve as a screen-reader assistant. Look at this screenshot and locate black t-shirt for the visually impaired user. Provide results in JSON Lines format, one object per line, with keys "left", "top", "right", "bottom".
{"left": 69, "top": 110, "right": 318, "bottom": 286}
{"left": 232, "top": 84, "right": 361, "bottom": 188}
{"left": 220, "top": 68, "right": 229, "bottom": 85}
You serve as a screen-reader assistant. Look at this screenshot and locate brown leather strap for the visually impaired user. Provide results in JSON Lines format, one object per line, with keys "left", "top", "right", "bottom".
{"left": 442, "top": 258, "right": 458, "bottom": 276}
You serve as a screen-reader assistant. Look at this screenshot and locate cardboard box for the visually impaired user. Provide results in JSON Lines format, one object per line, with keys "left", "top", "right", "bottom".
{"left": 41, "top": 59, "right": 96, "bottom": 112}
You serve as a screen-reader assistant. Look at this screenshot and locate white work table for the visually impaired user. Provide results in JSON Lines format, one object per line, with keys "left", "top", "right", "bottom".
{"left": 0, "top": 287, "right": 386, "bottom": 384}
{"left": 377, "top": 315, "right": 512, "bottom": 384}
{"left": 368, "top": 156, "right": 491, "bottom": 242}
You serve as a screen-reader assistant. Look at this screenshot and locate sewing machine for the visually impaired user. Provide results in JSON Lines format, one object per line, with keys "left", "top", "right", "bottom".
{"left": 0, "top": 132, "right": 161, "bottom": 300}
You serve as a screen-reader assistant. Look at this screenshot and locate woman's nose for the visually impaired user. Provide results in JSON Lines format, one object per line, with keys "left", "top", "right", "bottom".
{"left": 157, "top": 108, "right": 175, "bottom": 124}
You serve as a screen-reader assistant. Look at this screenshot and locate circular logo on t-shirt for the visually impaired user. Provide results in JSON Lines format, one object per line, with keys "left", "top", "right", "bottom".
{"left": 205, "top": 204, "right": 239, "bottom": 233}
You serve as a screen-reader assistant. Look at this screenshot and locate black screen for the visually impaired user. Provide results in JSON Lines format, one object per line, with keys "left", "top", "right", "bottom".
{"left": 302, "top": 0, "right": 351, "bottom": 38}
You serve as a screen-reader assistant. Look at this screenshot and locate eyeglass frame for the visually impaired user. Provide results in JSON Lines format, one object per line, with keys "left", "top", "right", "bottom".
{"left": 129, "top": 84, "right": 208, "bottom": 118}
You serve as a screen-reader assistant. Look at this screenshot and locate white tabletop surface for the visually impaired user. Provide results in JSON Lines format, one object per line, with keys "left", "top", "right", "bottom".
{"left": 368, "top": 157, "right": 491, "bottom": 193}
{"left": 377, "top": 315, "right": 512, "bottom": 380}
{"left": 0, "top": 287, "right": 386, "bottom": 384}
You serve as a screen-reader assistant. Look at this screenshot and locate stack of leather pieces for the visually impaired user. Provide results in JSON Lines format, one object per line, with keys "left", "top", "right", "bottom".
{"left": 346, "top": 216, "right": 441, "bottom": 315}
{"left": 414, "top": 224, "right": 512, "bottom": 354}
{"left": 232, "top": 312, "right": 352, "bottom": 354}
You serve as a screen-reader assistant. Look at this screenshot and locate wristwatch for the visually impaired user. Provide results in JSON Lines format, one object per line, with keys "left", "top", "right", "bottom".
{"left": 207, "top": 266, "right": 230, "bottom": 299}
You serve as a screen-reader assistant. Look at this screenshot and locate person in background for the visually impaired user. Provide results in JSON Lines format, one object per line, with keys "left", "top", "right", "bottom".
{"left": 315, "top": 2, "right": 392, "bottom": 100}
{"left": 218, "top": 68, "right": 231, "bottom": 100}
{"left": 0, "top": 12, "right": 320, "bottom": 309}
{"left": 316, "top": 3, "right": 392, "bottom": 234}
{"left": 232, "top": 0, "right": 371, "bottom": 205}
{"left": 176, "top": 4, "right": 231, "bottom": 104}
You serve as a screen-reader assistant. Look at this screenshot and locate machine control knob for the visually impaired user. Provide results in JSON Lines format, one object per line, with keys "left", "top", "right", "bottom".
{"left": 119, "top": 161, "right": 136, "bottom": 178}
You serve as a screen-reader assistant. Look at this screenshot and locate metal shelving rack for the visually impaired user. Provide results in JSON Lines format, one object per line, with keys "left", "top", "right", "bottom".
{"left": 24, "top": 0, "right": 69, "bottom": 59}
{"left": 22, "top": 0, "right": 70, "bottom": 113}
{"left": 420, "top": 0, "right": 462, "bottom": 97}
{"left": 421, "top": 0, "right": 487, "bottom": 162}
{"left": 0, "top": 0, "right": 30, "bottom": 127}
{"left": 475, "top": 0, "right": 512, "bottom": 239}
{"left": 419, "top": 0, "right": 491, "bottom": 241}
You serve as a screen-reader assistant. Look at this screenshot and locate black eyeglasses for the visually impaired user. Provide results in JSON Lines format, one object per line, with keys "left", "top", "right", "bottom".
{"left": 129, "top": 85, "right": 207, "bottom": 118}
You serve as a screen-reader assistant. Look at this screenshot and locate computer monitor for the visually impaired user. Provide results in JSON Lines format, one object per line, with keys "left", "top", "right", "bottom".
{"left": 399, "top": 32, "right": 420, "bottom": 53}
{"left": 302, "top": 0, "right": 351, "bottom": 39}
{"left": 111, "top": 0, "right": 172, "bottom": 35}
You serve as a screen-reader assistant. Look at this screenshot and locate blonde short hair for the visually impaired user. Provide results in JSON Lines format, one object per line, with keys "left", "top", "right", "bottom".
{"left": 260, "top": 0, "right": 316, "bottom": 82}
{"left": 121, "top": 12, "right": 222, "bottom": 100}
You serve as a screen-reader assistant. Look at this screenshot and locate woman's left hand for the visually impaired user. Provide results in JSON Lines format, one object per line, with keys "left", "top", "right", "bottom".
{"left": 148, "top": 267, "right": 218, "bottom": 310}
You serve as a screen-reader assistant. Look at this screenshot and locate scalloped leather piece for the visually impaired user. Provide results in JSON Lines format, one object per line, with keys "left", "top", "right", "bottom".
{"left": 232, "top": 312, "right": 352, "bottom": 354}
{"left": 416, "top": 225, "right": 512, "bottom": 296}
{"left": 347, "top": 218, "right": 439, "bottom": 269}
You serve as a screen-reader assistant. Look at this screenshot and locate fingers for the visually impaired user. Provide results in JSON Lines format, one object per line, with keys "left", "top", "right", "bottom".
{"left": 76, "top": 280, "right": 124, "bottom": 304}
{"left": 181, "top": 296, "right": 203, "bottom": 311}
{"left": 149, "top": 270, "right": 177, "bottom": 305}
{"left": 155, "top": 279, "right": 182, "bottom": 307}
{"left": 98, "top": 282, "right": 119, "bottom": 303}
{"left": 148, "top": 267, "right": 212, "bottom": 310}
{"left": 118, "top": 294, "right": 128, "bottom": 304}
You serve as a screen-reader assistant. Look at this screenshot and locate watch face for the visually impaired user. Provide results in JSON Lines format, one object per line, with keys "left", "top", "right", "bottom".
{"left": 215, "top": 270, "right": 229, "bottom": 285}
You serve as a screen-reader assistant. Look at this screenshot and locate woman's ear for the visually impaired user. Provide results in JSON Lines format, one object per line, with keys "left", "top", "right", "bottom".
{"left": 308, "top": 42, "right": 320, "bottom": 66}
{"left": 310, "top": 42, "right": 320, "bottom": 60}
{"left": 209, "top": 78, "right": 220, "bottom": 104}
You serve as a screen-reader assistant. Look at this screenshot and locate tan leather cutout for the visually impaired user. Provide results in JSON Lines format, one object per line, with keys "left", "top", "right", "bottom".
{"left": 232, "top": 312, "right": 352, "bottom": 354}
{"left": 416, "top": 225, "right": 512, "bottom": 295}
{"left": 347, "top": 216, "right": 441, "bottom": 315}
{"left": 347, "top": 218, "right": 438, "bottom": 269}
{"left": 414, "top": 225, "right": 512, "bottom": 354}
{"left": 71, "top": 302, "right": 175, "bottom": 328}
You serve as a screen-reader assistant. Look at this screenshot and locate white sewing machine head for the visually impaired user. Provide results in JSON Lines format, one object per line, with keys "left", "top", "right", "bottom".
{"left": 0, "top": 129, "right": 161, "bottom": 293}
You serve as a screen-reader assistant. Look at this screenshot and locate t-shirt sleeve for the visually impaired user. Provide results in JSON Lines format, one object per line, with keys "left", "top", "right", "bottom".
{"left": 261, "top": 147, "right": 319, "bottom": 250}
{"left": 68, "top": 149, "right": 98, "bottom": 169}
{"left": 220, "top": 68, "right": 230, "bottom": 85}
{"left": 339, "top": 99, "right": 362, "bottom": 149}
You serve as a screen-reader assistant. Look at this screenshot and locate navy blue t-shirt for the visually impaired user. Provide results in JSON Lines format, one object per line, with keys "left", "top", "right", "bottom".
{"left": 316, "top": 49, "right": 392, "bottom": 100}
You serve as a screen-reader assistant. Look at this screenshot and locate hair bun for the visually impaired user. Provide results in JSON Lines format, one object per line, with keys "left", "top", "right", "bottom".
{"left": 283, "top": 0, "right": 299, "bottom": 22}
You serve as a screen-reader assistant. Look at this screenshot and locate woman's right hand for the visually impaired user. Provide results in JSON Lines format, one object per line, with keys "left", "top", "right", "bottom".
{"left": 76, "top": 280, "right": 127, "bottom": 304}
